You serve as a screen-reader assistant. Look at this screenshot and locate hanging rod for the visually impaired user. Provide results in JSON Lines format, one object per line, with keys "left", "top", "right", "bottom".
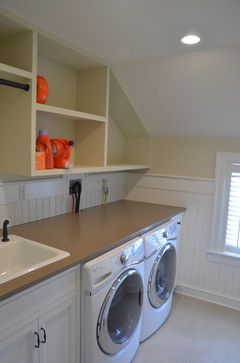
{"left": 0, "top": 78, "right": 30, "bottom": 92}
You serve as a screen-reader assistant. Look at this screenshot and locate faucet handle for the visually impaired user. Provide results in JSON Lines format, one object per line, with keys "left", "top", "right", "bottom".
{"left": 2, "top": 219, "right": 9, "bottom": 242}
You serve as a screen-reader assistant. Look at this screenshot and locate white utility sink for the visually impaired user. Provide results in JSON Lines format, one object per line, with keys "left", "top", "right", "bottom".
{"left": 0, "top": 235, "right": 70, "bottom": 284}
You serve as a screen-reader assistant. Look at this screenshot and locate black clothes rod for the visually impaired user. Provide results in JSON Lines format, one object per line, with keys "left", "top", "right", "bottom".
{"left": 0, "top": 78, "right": 30, "bottom": 92}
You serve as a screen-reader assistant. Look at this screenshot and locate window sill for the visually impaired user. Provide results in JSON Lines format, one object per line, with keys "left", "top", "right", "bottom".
{"left": 207, "top": 250, "right": 240, "bottom": 267}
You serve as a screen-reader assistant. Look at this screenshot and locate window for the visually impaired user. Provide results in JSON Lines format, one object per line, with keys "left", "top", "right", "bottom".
{"left": 224, "top": 166, "right": 240, "bottom": 253}
{"left": 211, "top": 153, "right": 240, "bottom": 257}
{"left": 224, "top": 165, "right": 240, "bottom": 253}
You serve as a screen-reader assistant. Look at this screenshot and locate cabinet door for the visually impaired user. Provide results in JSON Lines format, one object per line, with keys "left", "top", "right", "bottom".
{"left": 39, "top": 296, "right": 77, "bottom": 363}
{"left": 0, "top": 321, "right": 39, "bottom": 363}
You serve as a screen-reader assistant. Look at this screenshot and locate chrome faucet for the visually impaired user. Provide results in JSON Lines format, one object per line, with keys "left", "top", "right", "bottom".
{"left": 2, "top": 220, "right": 9, "bottom": 242}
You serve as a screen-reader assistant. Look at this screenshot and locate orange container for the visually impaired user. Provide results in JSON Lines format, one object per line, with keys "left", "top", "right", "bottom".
{"left": 35, "top": 151, "right": 45, "bottom": 170}
{"left": 37, "top": 75, "right": 48, "bottom": 104}
{"left": 51, "top": 138, "right": 74, "bottom": 169}
{"left": 36, "top": 130, "right": 54, "bottom": 169}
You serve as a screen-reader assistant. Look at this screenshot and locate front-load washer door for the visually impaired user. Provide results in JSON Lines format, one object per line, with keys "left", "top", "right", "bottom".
{"left": 148, "top": 243, "right": 176, "bottom": 308}
{"left": 97, "top": 269, "right": 143, "bottom": 355}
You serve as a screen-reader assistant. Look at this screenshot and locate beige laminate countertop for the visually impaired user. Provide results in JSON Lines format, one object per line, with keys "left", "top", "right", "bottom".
{"left": 1, "top": 200, "right": 185, "bottom": 301}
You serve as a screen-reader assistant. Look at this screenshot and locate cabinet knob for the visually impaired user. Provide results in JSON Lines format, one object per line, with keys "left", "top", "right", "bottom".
{"left": 34, "top": 332, "right": 40, "bottom": 348}
{"left": 177, "top": 221, "right": 181, "bottom": 225}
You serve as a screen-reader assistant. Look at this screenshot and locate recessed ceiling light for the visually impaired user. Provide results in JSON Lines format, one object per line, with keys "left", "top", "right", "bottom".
{"left": 180, "top": 34, "right": 201, "bottom": 45}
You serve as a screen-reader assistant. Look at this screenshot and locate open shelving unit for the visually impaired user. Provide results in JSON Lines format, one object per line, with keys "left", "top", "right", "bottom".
{"left": 35, "top": 103, "right": 107, "bottom": 123}
{"left": 0, "top": 10, "right": 149, "bottom": 177}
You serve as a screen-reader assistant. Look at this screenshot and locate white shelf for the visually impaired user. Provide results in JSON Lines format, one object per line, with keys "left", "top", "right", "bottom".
{"left": 0, "top": 63, "right": 33, "bottom": 79}
{"left": 31, "top": 169, "right": 66, "bottom": 177}
{"left": 70, "top": 164, "right": 149, "bottom": 174}
{"left": 104, "top": 164, "right": 149, "bottom": 172}
{"left": 35, "top": 103, "right": 107, "bottom": 123}
{"left": 32, "top": 164, "right": 149, "bottom": 176}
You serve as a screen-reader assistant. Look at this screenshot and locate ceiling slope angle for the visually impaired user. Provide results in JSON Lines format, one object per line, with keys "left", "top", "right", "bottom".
{"left": 113, "top": 43, "right": 240, "bottom": 137}
{"left": 1, "top": 0, "right": 240, "bottom": 62}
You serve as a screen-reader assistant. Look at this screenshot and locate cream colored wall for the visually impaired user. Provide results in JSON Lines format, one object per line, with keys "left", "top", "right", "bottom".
{"left": 107, "top": 118, "right": 125, "bottom": 164}
{"left": 77, "top": 67, "right": 108, "bottom": 116}
{"left": 38, "top": 57, "right": 78, "bottom": 110}
{"left": 124, "top": 137, "right": 151, "bottom": 165}
{"left": 150, "top": 137, "right": 240, "bottom": 179}
{"left": 109, "top": 72, "right": 148, "bottom": 137}
{"left": 0, "top": 31, "right": 33, "bottom": 71}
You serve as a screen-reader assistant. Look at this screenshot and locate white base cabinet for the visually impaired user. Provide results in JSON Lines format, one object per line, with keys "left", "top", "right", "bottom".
{"left": 0, "top": 321, "right": 38, "bottom": 363}
{"left": 39, "top": 296, "right": 77, "bottom": 363}
{"left": 0, "top": 266, "right": 80, "bottom": 363}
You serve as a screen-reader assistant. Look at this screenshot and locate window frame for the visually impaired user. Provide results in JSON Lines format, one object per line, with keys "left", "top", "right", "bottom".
{"left": 224, "top": 163, "right": 240, "bottom": 254}
{"left": 211, "top": 153, "right": 240, "bottom": 258}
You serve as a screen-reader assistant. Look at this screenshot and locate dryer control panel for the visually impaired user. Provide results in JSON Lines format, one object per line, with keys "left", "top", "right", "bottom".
{"left": 82, "top": 237, "right": 144, "bottom": 294}
{"left": 142, "top": 220, "right": 178, "bottom": 259}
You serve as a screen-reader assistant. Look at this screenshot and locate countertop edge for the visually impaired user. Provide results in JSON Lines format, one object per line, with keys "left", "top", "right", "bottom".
{"left": 0, "top": 204, "right": 185, "bottom": 302}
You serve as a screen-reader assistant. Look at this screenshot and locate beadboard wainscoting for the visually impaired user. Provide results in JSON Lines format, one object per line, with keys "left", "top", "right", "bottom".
{"left": 0, "top": 172, "right": 127, "bottom": 226}
{"left": 126, "top": 173, "right": 240, "bottom": 310}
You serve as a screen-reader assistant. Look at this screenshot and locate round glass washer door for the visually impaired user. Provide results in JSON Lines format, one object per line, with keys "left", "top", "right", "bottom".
{"left": 97, "top": 269, "right": 143, "bottom": 355}
{"left": 148, "top": 243, "right": 176, "bottom": 308}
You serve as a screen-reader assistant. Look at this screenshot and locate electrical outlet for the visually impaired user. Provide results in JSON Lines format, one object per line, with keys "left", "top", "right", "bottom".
{"left": 19, "top": 185, "right": 26, "bottom": 200}
{"left": 69, "top": 179, "right": 82, "bottom": 194}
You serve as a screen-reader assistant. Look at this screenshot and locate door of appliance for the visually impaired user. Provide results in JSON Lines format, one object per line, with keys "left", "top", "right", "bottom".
{"left": 97, "top": 269, "right": 143, "bottom": 355}
{"left": 148, "top": 243, "right": 176, "bottom": 308}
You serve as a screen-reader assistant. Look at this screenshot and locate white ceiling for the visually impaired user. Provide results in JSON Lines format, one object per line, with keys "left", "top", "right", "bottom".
{"left": 113, "top": 45, "right": 240, "bottom": 137}
{"left": 1, "top": 0, "right": 240, "bottom": 63}
{"left": 2, "top": 0, "right": 240, "bottom": 137}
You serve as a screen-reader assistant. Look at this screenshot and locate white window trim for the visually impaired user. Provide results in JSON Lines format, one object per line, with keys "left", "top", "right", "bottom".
{"left": 208, "top": 152, "right": 240, "bottom": 266}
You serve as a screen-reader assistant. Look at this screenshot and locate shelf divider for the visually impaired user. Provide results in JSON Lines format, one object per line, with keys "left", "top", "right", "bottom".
{"left": 35, "top": 103, "right": 107, "bottom": 123}
{"left": 0, "top": 63, "right": 33, "bottom": 79}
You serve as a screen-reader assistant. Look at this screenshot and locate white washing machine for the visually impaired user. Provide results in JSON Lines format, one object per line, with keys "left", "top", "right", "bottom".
{"left": 81, "top": 237, "right": 144, "bottom": 363}
{"left": 140, "top": 217, "right": 181, "bottom": 342}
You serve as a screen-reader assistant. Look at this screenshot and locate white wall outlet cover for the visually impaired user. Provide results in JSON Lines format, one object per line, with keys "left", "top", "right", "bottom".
{"left": 19, "top": 185, "right": 26, "bottom": 200}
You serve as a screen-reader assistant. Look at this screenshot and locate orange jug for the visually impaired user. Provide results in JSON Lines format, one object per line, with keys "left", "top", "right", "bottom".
{"left": 37, "top": 75, "right": 48, "bottom": 104}
{"left": 51, "top": 139, "right": 74, "bottom": 169}
{"left": 36, "top": 130, "right": 54, "bottom": 169}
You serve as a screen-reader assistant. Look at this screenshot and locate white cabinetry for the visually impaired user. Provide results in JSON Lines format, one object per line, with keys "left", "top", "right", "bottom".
{"left": 0, "top": 11, "right": 149, "bottom": 176}
{"left": 0, "top": 266, "right": 80, "bottom": 363}
{"left": 39, "top": 296, "right": 77, "bottom": 363}
{"left": 0, "top": 320, "right": 38, "bottom": 363}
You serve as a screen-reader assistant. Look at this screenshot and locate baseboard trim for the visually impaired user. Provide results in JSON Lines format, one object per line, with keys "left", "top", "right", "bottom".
{"left": 175, "top": 283, "right": 240, "bottom": 311}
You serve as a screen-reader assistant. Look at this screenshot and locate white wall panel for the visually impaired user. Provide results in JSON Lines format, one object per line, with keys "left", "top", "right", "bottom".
{"left": 0, "top": 172, "right": 127, "bottom": 227}
{"left": 0, "top": 170, "right": 239, "bottom": 309}
{"left": 126, "top": 173, "right": 240, "bottom": 309}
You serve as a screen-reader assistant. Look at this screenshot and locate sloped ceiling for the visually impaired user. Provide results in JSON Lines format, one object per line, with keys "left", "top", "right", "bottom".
{"left": 1, "top": 0, "right": 240, "bottom": 62}
{"left": 113, "top": 44, "right": 240, "bottom": 137}
{"left": 2, "top": 1, "right": 240, "bottom": 137}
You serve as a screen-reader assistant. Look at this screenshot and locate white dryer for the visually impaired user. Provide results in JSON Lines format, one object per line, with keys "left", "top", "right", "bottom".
{"left": 140, "top": 217, "right": 181, "bottom": 342}
{"left": 81, "top": 237, "right": 144, "bottom": 363}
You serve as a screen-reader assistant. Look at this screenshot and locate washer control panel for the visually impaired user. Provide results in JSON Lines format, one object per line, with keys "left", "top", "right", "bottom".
{"left": 120, "top": 252, "right": 128, "bottom": 265}
{"left": 162, "top": 231, "right": 168, "bottom": 239}
{"left": 119, "top": 238, "right": 143, "bottom": 266}
{"left": 83, "top": 237, "right": 144, "bottom": 293}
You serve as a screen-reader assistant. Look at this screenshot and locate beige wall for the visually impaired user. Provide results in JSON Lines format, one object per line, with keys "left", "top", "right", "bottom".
{"left": 109, "top": 72, "right": 148, "bottom": 137}
{"left": 107, "top": 118, "right": 125, "bottom": 164}
{"left": 114, "top": 45, "right": 240, "bottom": 138}
{"left": 149, "top": 137, "right": 240, "bottom": 179}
